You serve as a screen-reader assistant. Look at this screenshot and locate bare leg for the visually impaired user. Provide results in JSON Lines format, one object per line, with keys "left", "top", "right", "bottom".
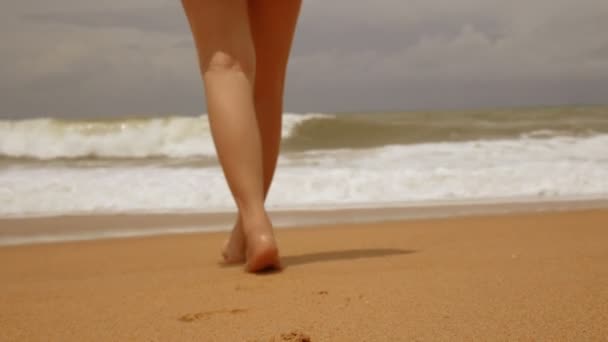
{"left": 222, "top": 0, "right": 302, "bottom": 263}
{"left": 181, "top": 0, "right": 280, "bottom": 272}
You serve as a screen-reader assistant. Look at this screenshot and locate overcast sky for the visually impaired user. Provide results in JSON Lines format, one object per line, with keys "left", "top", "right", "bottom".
{"left": 1, "top": 0, "right": 607, "bottom": 119}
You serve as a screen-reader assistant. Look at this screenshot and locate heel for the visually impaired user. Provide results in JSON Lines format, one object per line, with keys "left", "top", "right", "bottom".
{"left": 245, "top": 234, "right": 281, "bottom": 272}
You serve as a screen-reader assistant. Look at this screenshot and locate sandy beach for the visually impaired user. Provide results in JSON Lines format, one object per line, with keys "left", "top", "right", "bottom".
{"left": 1, "top": 208, "right": 607, "bottom": 341}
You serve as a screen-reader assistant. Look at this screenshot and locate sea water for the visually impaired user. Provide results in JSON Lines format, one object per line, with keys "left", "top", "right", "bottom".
{"left": 1, "top": 105, "right": 607, "bottom": 218}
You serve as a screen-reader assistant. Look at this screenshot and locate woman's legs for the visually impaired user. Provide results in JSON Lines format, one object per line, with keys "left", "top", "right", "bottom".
{"left": 181, "top": 0, "right": 280, "bottom": 272}
{"left": 222, "top": 0, "right": 303, "bottom": 263}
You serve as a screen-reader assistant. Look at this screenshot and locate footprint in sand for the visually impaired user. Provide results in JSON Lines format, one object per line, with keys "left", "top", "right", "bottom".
{"left": 271, "top": 331, "right": 311, "bottom": 342}
{"left": 178, "top": 308, "right": 248, "bottom": 322}
{"left": 248, "top": 330, "right": 311, "bottom": 342}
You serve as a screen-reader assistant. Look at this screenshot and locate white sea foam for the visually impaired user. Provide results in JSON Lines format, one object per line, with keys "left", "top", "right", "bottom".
{"left": 1, "top": 134, "right": 607, "bottom": 217}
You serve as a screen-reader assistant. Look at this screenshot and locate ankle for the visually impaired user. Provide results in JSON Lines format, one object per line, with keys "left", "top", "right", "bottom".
{"left": 235, "top": 200, "right": 266, "bottom": 220}
{"left": 240, "top": 213, "right": 273, "bottom": 235}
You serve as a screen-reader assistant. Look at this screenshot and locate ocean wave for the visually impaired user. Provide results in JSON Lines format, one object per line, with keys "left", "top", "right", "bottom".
{"left": 2, "top": 106, "right": 607, "bottom": 160}
{"left": 0, "top": 113, "right": 333, "bottom": 160}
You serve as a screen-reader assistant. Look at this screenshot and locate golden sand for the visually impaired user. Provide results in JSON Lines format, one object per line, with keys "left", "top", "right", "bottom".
{"left": 1, "top": 209, "right": 607, "bottom": 341}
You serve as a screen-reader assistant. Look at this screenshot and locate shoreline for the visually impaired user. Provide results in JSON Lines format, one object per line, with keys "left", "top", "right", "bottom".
{"left": 1, "top": 195, "right": 608, "bottom": 246}
{"left": 2, "top": 209, "right": 607, "bottom": 340}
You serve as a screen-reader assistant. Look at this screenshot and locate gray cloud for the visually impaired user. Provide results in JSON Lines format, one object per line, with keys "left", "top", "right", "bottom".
{"left": 1, "top": 0, "right": 607, "bottom": 119}
{"left": 23, "top": 3, "right": 186, "bottom": 34}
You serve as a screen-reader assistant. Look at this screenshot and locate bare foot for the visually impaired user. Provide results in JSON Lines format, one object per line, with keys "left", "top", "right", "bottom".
{"left": 221, "top": 222, "right": 246, "bottom": 264}
{"left": 243, "top": 218, "right": 281, "bottom": 273}
{"left": 245, "top": 233, "right": 281, "bottom": 272}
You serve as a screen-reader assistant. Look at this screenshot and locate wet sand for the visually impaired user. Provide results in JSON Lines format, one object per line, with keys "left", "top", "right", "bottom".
{"left": 1, "top": 209, "right": 607, "bottom": 341}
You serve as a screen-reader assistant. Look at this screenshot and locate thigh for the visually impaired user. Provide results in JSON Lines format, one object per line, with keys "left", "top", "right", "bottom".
{"left": 181, "top": 0, "right": 255, "bottom": 73}
{"left": 248, "top": 0, "right": 302, "bottom": 84}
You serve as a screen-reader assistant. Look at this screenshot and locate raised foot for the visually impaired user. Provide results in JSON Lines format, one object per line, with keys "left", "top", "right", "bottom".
{"left": 221, "top": 224, "right": 246, "bottom": 264}
{"left": 245, "top": 234, "right": 281, "bottom": 273}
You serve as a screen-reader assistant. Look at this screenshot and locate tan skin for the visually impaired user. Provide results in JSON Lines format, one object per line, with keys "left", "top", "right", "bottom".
{"left": 181, "top": 0, "right": 302, "bottom": 272}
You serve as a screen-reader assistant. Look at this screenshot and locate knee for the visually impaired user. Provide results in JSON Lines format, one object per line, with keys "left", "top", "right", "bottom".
{"left": 204, "top": 50, "right": 256, "bottom": 78}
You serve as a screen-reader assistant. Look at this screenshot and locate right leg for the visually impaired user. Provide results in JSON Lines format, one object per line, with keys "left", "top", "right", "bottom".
{"left": 181, "top": 0, "right": 280, "bottom": 272}
{"left": 223, "top": 0, "right": 302, "bottom": 263}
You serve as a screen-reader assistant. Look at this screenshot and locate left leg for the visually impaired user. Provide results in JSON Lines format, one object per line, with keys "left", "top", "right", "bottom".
{"left": 181, "top": 0, "right": 280, "bottom": 272}
{"left": 222, "top": 0, "right": 302, "bottom": 263}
